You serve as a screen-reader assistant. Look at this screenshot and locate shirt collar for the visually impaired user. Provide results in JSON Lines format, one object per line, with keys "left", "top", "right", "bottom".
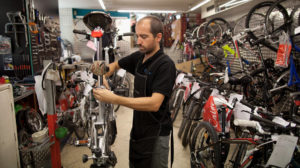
{"left": 141, "top": 49, "right": 164, "bottom": 66}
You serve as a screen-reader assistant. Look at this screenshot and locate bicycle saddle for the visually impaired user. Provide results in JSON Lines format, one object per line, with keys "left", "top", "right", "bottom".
{"left": 83, "top": 11, "right": 112, "bottom": 31}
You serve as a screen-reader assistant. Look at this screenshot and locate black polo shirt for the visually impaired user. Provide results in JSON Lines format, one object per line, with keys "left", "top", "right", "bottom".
{"left": 118, "top": 49, "right": 176, "bottom": 137}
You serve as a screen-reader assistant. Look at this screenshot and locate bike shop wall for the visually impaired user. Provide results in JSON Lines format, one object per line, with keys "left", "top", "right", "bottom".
{"left": 0, "top": 0, "right": 25, "bottom": 77}
{"left": 0, "top": 0, "right": 59, "bottom": 77}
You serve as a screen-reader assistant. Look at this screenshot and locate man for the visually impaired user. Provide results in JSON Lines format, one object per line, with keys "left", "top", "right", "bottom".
{"left": 92, "top": 15, "right": 176, "bottom": 168}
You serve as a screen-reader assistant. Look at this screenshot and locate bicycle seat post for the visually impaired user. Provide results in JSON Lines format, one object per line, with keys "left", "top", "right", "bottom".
{"left": 92, "top": 26, "right": 104, "bottom": 87}
{"left": 220, "top": 106, "right": 227, "bottom": 138}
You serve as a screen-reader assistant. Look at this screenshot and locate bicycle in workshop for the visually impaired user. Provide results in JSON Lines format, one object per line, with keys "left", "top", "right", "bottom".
{"left": 73, "top": 22, "right": 134, "bottom": 113}
{"left": 71, "top": 11, "right": 118, "bottom": 168}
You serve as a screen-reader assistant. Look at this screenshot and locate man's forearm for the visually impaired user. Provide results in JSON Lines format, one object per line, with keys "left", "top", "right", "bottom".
{"left": 114, "top": 95, "right": 161, "bottom": 112}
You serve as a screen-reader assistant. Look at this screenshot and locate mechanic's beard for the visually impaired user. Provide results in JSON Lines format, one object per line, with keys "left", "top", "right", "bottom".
{"left": 138, "top": 45, "right": 155, "bottom": 54}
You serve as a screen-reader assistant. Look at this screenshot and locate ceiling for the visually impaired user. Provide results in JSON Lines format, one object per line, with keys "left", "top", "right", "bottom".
{"left": 58, "top": 0, "right": 204, "bottom": 12}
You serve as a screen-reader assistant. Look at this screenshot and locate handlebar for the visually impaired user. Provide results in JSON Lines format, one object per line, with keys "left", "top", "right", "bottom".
{"left": 239, "top": 100, "right": 296, "bottom": 131}
{"left": 240, "top": 99, "right": 255, "bottom": 111}
{"left": 250, "top": 114, "right": 286, "bottom": 129}
{"left": 73, "top": 29, "right": 89, "bottom": 35}
{"left": 122, "top": 32, "right": 135, "bottom": 36}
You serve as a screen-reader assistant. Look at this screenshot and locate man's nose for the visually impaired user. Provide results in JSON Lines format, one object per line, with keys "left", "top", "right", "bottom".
{"left": 136, "top": 37, "right": 142, "bottom": 45}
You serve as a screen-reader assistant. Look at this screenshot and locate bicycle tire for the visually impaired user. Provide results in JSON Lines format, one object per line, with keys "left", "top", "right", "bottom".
{"left": 114, "top": 104, "right": 121, "bottom": 112}
{"left": 74, "top": 124, "right": 86, "bottom": 140}
{"left": 74, "top": 120, "right": 86, "bottom": 140}
{"left": 125, "top": 74, "right": 133, "bottom": 97}
{"left": 189, "top": 122, "right": 199, "bottom": 150}
{"left": 107, "top": 119, "right": 117, "bottom": 146}
{"left": 182, "top": 87, "right": 211, "bottom": 147}
{"left": 25, "top": 109, "right": 44, "bottom": 134}
{"left": 197, "top": 22, "right": 212, "bottom": 47}
{"left": 182, "top": 103, "right": 201, "bottom": 147}
{"left": 245, "top": 1, "right": 289, "bottom": 52}
{"left": 178, "top": 99, "right": 196, "bottom": 138}
{"left": 190, "top": 121, "right": 221, "bottom": 168}
{"left": 169, "top": 88, "right": 184, "bottom": 123}
{"left": 204, "top": 18, "right": 232, "bottom": 46}
{"left": 265, "top": 0, "right": 300, "bottom": 35}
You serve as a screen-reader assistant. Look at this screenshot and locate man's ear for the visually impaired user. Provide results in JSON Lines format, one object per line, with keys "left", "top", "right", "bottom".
{"left": 156, "top": 33, "right": 162, "bottom": 42}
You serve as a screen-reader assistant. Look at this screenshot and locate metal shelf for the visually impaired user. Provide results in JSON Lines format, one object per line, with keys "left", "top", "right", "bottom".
{"left": 14, "top": 90, "right": 34, "bottom": 102}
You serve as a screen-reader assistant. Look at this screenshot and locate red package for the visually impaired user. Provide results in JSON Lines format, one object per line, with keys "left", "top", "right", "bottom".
{"left": 275, "top": 32, "right": 292, "bottom": 68}
{"left": 203, "top": 96, "right": 221, "bottom": 132}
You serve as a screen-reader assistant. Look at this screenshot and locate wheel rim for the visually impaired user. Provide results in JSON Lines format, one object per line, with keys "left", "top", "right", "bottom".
{"left": 194, "top": 128, "right": 216, "bottom": 167}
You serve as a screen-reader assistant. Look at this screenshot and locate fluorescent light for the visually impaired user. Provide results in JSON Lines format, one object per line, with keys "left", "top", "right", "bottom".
{"left": 189, "top": 0, "right": 211, "bottom": 11}
{"left": 220, "top": 0, "right": 250, "bottom": 8}
{"left": 98, "top": 0, "right": 106, "bottom": 10}
{"left": 219, "top": 0, "right": 236, "bottom": 8}
{"left": 117, "top": 10, "right": 176, "bottom": 13}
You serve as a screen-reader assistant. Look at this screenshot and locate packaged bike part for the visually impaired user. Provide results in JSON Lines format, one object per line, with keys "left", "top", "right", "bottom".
{"left": 116, "top": 68, "right": 126, "bottom": 78}
{"left": 0, "top": 35, "right": 13, "bottom": 70}
{"left": 266, "top": 135, "right": 298, "bottom": 168}
{"left": 203, "top": 89, "right": 233, "bottom": 132}
{"left": 203, "top": 95, "right": 221, "bottom": 132}
{"left": 275, "top": 32, "right": 291, "bottom": 68}
{"left": 0, "top": 35, "right": 11, "bottom": 54}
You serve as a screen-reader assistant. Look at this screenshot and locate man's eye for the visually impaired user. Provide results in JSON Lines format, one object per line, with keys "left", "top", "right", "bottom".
{"left": 137, "top": 35, "right": 148, "bottom": 39}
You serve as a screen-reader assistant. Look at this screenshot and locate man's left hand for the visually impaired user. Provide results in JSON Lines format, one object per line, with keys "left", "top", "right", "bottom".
{"left": 93, "top": 88, "right": 117, "bottom": 104}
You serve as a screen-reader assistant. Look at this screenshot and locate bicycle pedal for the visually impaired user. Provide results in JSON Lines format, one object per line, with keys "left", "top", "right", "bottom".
{"left": 75, "top": 139, "right": 89, "bottom": 146}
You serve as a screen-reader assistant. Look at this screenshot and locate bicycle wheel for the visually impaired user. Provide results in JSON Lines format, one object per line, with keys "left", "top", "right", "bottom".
{"left": 124, "top": 74, "right": 133, "bottom": 97}
{"left": 107, "top": 119, "right": 117, "bottom": 146}
{"left": 178, "top": 99, "right": 196, "bottom": 138}
{"left": 190, "top": 121, "right": 220, "bottom": 168}
{"left": 204, "top": 18, "right": 232, "bottom": 46}
{"left": 243, "top": 67, "right": 275, "bottom": 107}
{"left": 25, "top": 109, "right": 44, "bottom": 133}
{"left": 183, "top": 88, "right": 211, "bottom": 147}
{"left": 272, "top": 70, "right": 298, "bottom": 114}
{"left": 114, "top": 104, "right": 121, "bottom": 112}
{"left": 233, "top": 14, "right": 248, "bottom": 36}
{"left": 169, "top": 87, "right": 184, "bottom": 123}
{"left": 74, "top": 119, "right": 86, "bottom": 140}
{"left": 265, "top": 0, "right": 300, "bottom": 36}
{"left": 196, "top": 22, "right": 212, "bottom": 47}
{"left": 245, "top": 1, "right": 289, "bottom": 52}
{"left": 182, "top": 102, "right": 201, "bottom": 147}
{"left": 290, "top": 96, "right": 300, "bottom": 123}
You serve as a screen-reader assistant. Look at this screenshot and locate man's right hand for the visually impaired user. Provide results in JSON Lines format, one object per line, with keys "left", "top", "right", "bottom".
{"left": 90, "top": 61, "right": 109, "bottom": 76}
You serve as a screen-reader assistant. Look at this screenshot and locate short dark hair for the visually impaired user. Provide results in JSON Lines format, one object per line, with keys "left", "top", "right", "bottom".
{"left": 138, "top": 15, "right": 163, "bottom": 37}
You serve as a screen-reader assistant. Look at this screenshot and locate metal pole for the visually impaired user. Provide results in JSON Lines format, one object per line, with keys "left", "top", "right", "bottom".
{"left": 45, "top": 76, "right": 61, "bottom": 168}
